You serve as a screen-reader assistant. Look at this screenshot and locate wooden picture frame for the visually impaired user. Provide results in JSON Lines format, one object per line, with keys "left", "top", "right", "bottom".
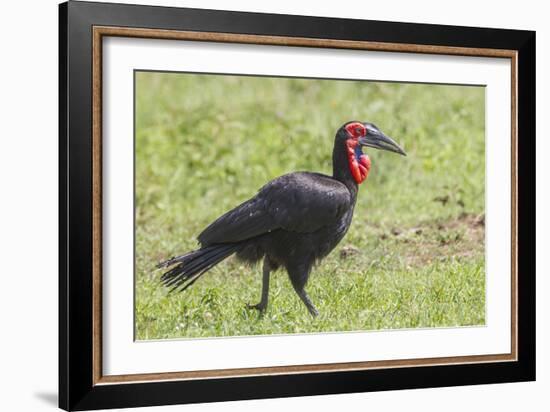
{"left": 59, "top": 1, "right": 535, "bottom": 410}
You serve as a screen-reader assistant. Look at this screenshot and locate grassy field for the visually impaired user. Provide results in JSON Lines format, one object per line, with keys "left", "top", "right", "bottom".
{"left": 134, "top": 71, "right": 485, "bottom": 340}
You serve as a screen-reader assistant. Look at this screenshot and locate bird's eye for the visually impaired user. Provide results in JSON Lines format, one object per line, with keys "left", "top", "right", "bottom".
{"left": 355, "top": 127, "right": 362, "bottom": 136}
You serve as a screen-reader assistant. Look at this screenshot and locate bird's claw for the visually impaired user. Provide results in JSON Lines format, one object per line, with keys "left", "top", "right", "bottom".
{"left": 246, "top": 302, "right": 266, "bottom": 313}
{"left": 309, "top": 307, "right": 319, "bottom": 317}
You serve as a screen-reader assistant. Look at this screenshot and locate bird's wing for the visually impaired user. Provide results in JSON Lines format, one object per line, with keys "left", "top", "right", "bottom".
{"left": 197, "top": 172, "right": 352, "bottom": 246}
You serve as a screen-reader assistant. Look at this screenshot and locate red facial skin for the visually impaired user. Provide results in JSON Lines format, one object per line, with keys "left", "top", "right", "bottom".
{"left": 344, "top": 122, "right": 371, "bottom": 184}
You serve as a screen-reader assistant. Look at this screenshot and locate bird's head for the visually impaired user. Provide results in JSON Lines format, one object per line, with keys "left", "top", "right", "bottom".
{"left": 336, "top": 121, "right": 406, "bottom": 184}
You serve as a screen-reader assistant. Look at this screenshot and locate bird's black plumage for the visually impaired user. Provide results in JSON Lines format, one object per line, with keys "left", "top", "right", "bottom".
{"left": 159, "top": 121, "right": 405, "bottom": 316}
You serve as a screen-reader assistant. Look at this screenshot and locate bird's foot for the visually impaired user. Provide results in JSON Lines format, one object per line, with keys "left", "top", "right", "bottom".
{"left": 246, "top": 302, "right": 267, "bottom": 314}
{"left": 307, "top": 305, "right": 319, "bottom": 318}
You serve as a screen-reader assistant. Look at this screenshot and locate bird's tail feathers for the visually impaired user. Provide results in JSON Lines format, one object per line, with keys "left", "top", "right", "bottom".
{"left": 159, "top": 244, "right": 241, "bottom": 294}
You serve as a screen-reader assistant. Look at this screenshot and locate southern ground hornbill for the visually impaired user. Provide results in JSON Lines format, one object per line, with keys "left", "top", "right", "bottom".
{"left": 159, "top": 121, "right": 406, "bottom": 316}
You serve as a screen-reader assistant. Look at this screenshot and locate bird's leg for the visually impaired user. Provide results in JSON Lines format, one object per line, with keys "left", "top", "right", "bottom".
{"left": 288, "top": 266, "right": 319, "bottom": 317}
{"left": 293, "top": 287, "right": 319, "bottom": 317}
{"left": 246, "top": 258, "right": 272, "bottom": 313}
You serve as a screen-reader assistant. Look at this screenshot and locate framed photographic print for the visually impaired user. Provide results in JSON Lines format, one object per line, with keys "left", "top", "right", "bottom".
{"left": 59, "top": 1, "right": 535, "bottom": 410}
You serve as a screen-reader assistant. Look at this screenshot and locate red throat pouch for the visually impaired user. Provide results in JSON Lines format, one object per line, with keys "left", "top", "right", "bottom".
{"left": 346, "top": 139, "right": 371, "bottom": 184}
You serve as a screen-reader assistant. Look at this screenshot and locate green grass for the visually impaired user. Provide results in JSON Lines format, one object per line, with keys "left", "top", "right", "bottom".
{"left": 135, "top": 71, "right": 486, "bottom": 340}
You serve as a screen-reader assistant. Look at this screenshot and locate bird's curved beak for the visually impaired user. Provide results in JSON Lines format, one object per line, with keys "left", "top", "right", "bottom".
{"left": 359, "top": 130, "right": 407, "bottom": 156}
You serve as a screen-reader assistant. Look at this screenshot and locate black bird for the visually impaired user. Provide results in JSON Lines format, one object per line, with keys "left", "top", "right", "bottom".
{"left": 159, "top": 121, "right": 406, "bottom": 316}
